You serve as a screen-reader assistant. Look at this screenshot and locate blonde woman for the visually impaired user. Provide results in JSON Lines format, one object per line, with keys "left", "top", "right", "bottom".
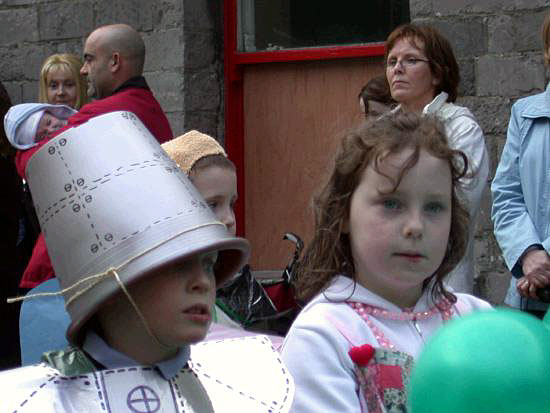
{"left": 38, "top": 53, "right": 89, "bottom": 109}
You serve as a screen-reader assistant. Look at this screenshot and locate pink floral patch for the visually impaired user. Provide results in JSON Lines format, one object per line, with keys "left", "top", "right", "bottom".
{"left": 377, "top": 365, "right": 404, "bottom": 389}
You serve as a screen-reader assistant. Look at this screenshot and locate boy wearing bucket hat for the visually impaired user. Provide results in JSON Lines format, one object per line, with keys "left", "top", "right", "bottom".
{"left": 2, "top": 111, "right": 294, "bottom": 412}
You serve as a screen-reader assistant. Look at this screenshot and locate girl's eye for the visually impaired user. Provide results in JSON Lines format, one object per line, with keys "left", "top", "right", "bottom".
{"left": 382, "top": 198, "right": 401, "bottom": 210}
{"left": 207, "top": 201, "right": 218, "bottom": 210}
{"left": 425, "top": 202, "right": 445, "bottom": 214}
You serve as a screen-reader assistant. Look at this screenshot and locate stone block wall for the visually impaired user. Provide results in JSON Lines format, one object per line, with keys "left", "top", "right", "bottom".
{"left": 411, "top": 1, "right": 550, "bottom": 304}
{"left": 182, "top": 0, "right": 225, "bottom": 140}
{"left": 0, "top": 0, "right": 224, "bottom": 139}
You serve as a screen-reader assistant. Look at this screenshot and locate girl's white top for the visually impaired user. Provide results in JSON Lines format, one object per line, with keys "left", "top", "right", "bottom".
{"left": 281, "top": 275, "right": 491, "bottom": 412}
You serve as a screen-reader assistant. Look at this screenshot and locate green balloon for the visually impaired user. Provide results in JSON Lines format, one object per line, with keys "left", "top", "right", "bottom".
{"left": 408, "top": 309, "right": 550, "bottom": 413}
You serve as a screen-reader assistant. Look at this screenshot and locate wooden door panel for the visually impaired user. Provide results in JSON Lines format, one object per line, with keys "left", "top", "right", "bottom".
{"left": 243, "top": 58, "right": 383, "bottom": 270}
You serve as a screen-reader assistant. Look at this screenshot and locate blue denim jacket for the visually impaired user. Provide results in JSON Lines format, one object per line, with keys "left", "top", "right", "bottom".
{"left": 491, "top": 84, "right": 550, "bottom": 310}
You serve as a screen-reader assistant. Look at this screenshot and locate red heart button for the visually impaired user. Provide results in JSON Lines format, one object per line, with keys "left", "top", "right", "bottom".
{"left": 349, "top": 344, "right": 375, "bottom": 366}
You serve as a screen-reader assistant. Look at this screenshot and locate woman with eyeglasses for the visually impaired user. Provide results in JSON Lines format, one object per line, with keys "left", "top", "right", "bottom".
{"left": 384, "top": 24, "right": 489, "bottom": 295}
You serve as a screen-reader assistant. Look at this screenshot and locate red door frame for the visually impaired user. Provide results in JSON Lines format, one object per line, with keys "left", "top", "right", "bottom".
{"left": 223, "top": 0, "right": 386, "bottom": 236}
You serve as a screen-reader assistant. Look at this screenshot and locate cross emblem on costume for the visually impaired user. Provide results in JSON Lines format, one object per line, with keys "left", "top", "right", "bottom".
{"left": 126, "top": 385, "right": 161, "bottom": 413}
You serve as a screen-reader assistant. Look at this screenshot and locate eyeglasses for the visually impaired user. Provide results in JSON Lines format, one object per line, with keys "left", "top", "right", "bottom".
{"left": 386, "top": 57, "right": 429, "bottom": 69}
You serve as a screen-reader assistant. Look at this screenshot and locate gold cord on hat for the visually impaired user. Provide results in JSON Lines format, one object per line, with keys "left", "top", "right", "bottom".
{"left": 110, "top": 268, "right": 168, "bottom": 348}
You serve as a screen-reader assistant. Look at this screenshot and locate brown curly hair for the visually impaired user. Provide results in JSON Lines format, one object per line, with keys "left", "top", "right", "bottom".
{"left": 294, "top": 112, "right": 469, "bottom": 307}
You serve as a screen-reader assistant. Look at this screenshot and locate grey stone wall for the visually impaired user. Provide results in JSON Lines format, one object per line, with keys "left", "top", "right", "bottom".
{"left": 411, "top": 1, "right": 550, "bottom": 304}
{"left": 0, "top": 0, "right": 224, "bottom": 139}
{"left": 182, "top": 0, "right": 225, "bottom": 141}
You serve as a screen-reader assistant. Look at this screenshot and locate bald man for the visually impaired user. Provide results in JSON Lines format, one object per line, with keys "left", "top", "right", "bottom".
{"left": 81, "top": 24, "right": 146, "bottom": 100}
{"left": 15, "top": 24, "right": 173, "bottom": 290}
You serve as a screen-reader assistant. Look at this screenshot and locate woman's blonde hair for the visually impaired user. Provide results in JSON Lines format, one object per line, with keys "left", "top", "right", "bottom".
{"left": 39, "top": 53, "right": 89, "bottom": 109}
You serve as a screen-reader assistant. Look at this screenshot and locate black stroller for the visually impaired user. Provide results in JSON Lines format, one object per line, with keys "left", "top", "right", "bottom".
{"left": 215, "top": 232, "right": 303, "bottom": 336}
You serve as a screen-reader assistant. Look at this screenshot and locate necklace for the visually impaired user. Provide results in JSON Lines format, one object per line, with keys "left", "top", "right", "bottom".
{"left": 347, "top": 301, "right": 454, "bottom": 349}
{"left": 348, "top": 300, "right": 453, "bottom": 321}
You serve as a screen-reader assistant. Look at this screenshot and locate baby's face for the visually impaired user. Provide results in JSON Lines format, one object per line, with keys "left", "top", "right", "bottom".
{"left": 36, "top": 111, "right": 67, "bottom": 141}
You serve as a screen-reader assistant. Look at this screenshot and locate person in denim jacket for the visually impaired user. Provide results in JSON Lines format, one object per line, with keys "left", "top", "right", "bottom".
{"left": 491, "top": 15, "right": 550, "bottom": 318}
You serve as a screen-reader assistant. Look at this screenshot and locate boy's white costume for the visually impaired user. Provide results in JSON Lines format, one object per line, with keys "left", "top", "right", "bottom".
{"left": 4, "top": 112, "right": 294, "bottom": 412}
{"left": 1, "top": 336, "right": 293, "bottom": 412}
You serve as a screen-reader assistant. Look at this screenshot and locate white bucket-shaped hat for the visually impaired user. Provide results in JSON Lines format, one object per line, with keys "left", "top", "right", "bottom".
{"left": 25, "top": 111, "right": 249, "bottom": 344}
